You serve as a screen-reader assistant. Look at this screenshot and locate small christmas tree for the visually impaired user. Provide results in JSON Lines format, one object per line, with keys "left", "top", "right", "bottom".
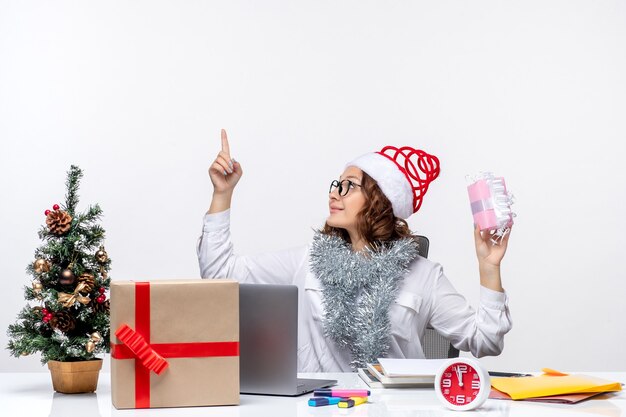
{"left": 7, "top": 165, "right": 111, "bottom": 363}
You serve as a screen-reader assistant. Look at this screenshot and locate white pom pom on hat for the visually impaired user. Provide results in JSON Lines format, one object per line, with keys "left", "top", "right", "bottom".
{"left": 346, "top": 146, "right": 441, "bottom": 219}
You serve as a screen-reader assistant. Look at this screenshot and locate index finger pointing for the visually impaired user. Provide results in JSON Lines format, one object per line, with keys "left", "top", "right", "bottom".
{"left": 221, "top": 129, "right": 230, "bottom": 155}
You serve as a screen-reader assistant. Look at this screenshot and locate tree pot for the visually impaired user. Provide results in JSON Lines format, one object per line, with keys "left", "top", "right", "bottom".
{"left": 47, "top": 358, "right": 103, "bottom": 394}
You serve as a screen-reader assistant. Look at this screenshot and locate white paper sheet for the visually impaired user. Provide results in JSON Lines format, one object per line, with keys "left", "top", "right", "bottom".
{"left": 377, "top": 358, "right": 450, "bottom": 377}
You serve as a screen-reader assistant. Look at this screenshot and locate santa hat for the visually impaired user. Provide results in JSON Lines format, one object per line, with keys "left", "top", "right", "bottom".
{"left": 347, "top": 146, "right": 440, "bottom": 219}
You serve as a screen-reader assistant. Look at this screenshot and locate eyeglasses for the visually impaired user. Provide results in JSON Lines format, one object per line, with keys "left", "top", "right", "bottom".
{"left": 329, "top": 179, "right": 362, "bottom": 196}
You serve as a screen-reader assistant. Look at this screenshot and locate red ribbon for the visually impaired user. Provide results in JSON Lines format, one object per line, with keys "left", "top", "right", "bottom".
{"left": 111, "top": 282, "right": 239, "bottom": 408}
{"left": 114, "top": 324, "right": 169, "bottom": 375}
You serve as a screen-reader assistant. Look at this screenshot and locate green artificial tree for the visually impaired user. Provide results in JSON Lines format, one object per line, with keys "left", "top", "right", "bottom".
{"left": 7, "top": 165, "right": 111, "bottom": 363}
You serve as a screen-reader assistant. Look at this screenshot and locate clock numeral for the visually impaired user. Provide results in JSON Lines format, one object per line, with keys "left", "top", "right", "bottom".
{"left": 442, "top": 379, "right": 452, "bottom": 388}
{"left": 455, "top": 395, "right": 466, "bottom": 404}
{"left": 471, "top": 380, "right": 481, "bottom": 390}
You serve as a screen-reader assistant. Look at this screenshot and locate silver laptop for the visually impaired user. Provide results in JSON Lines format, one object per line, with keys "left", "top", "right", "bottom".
{"left": 239, "top": 283, "right": 336, "bottom": 396}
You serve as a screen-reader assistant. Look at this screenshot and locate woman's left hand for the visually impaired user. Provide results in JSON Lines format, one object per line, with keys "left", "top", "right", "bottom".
{"left": 474, "top": 225, "right": 512, "bottom": 269}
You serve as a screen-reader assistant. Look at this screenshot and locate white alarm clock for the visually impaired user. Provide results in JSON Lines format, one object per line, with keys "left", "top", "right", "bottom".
{"left": 434, "top": 358, "right": 491, "bottom": 411}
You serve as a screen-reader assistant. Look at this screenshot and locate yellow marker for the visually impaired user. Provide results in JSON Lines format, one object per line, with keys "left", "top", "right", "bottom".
{"left": 338, "top": 396, "right": 368, "bottom": 408}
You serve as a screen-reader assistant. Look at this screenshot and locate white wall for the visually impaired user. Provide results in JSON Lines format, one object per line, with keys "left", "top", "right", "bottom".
{"left": 1, "top": 0, "right": 625, "bottom": 373}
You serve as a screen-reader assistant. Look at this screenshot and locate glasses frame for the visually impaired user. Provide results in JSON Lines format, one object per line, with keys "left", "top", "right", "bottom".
{"left": 329, "top": 179, "right": 362, "bottom": 197}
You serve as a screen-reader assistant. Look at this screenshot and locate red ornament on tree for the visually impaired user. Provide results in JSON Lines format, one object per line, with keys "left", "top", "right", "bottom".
{"left": 96, "top": 295, "right": 106, "bottom": 304}
{"left": 53, "top": 204, "right": 60, "bottom": 210}
{"left": 98, "top": 287, "right": 106, "bottom": 294}
{"left": 45, "top": 210, "right": 51, "bottom": 215}
{"left": 42, "top": 308, "right": 49, "bottom": 315}
{"left": 43, "top": 314, "right": 52, "bottom": 323}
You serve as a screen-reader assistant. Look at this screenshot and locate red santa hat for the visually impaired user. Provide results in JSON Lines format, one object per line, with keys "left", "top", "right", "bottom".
{"left": 347, "top": 146, "right": 440, "bottom": 219}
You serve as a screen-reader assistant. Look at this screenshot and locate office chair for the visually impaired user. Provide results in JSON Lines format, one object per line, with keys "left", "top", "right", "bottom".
{"left": 415, "top": 235, "right": 460, "bottom": 360}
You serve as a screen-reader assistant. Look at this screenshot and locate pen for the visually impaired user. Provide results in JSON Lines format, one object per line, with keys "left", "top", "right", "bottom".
{"left": 308, "top": 397, "right": 343, "bottom": 407}
{"left": 313, "top": 389, "right": 371, "bottom": 397}
{"left": 489, "top": 371, "right": 533, "bottom": 377}
{"left": 338, "top": 396, "right": 368, "bottom": 408}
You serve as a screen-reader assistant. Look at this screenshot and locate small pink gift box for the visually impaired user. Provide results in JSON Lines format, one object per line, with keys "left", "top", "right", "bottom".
{"left": 467, "top": 173, "right": 514, "bottom": 233}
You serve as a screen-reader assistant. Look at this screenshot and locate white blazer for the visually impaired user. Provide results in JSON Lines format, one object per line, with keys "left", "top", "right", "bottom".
{"left": 197, "top": 209, "right": 512, "bottom": 372}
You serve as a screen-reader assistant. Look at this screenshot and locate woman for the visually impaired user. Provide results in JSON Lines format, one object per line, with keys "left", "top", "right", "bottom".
{"left": 197, "top": 129, "right": 512, "bottom": 372}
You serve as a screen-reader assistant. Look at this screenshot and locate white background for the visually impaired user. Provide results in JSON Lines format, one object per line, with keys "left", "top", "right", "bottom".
{"left": 1, "top": 0, "right": 625, "bottom": 373}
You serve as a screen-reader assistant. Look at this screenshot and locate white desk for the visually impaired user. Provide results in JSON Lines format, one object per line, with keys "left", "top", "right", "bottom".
{"left": 1, "top": 372, "right": 625, "bottom": 417}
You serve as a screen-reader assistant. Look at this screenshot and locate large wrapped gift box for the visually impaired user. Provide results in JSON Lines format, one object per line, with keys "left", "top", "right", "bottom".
{"left": 110, "top": 280, "right": 239, "bottom": 408}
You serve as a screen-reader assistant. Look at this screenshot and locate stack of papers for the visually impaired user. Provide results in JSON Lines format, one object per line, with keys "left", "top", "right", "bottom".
{"left": 490, "top": 369, "right": 622, "bottom": 403}
{"left": 357, "top": 359, "right": 449, "bottom": 389}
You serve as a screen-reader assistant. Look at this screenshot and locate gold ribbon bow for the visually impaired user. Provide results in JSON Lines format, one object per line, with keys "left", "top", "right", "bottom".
{"left": 58, "top": 282, "right": 91, "bottom": 308}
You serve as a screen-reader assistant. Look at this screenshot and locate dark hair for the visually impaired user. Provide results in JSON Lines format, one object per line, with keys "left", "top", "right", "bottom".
{"left": 321, "top": 171, "right": 415, "bottom": 247}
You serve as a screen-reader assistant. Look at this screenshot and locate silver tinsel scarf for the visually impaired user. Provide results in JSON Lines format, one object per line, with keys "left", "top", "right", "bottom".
{"left": 309, "top": 232, "right": 419, "bottom": 368}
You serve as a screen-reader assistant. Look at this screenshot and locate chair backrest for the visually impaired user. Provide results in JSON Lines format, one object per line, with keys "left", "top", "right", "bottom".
{"left": 415, "top": 235, "right": 460, "bottom": 360}
{"left": 423, "top": 327, "right": 460, "bottom": 359}
{"left": 415, "top": 235, "right": 430, "bottom": 258}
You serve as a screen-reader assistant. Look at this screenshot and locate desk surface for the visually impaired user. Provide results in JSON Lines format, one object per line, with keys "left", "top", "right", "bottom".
{"left": 1, "top": 372, "right": 624, "bottom": 417}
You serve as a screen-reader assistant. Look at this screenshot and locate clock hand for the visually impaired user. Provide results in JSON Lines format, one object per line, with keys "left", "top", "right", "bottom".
{"left": 455, "top": 366, "right": 463, "bottom": 387}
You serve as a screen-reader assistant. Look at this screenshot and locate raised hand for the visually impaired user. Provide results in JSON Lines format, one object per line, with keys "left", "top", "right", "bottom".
{"left": 473, "top": 226, "right": 511, "bottom": 269}
{"left": 473, "top": 225, "right": 511, "bottom": 292}
{"left": 208, "top": 129, "right": 243, "bottom": 195}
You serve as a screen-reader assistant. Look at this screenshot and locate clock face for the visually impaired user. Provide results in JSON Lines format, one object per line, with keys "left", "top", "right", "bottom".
{"left": 435, "top": 358, "right": 490, "bottom": 411}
